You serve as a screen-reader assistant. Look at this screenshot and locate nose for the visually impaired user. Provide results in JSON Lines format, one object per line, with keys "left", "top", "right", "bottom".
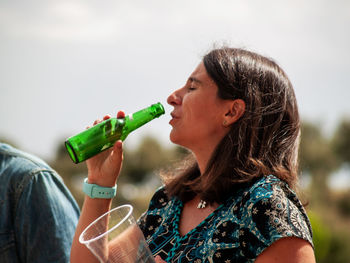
{"left": 167, "top": 89, "right": 182, "bottom": 106}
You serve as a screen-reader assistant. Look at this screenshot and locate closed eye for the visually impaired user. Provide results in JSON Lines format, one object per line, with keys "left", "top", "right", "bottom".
{"left": 185, "top": 76, "right": 200, "bottom": 92}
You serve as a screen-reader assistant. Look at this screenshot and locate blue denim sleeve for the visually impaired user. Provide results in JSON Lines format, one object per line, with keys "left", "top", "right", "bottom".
{"left": 15, "top": 170, "right": 80, "bottom": 263}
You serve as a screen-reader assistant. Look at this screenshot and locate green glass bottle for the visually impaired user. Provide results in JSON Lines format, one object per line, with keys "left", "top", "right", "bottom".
{"left": 65, "top": 102, "right": 165, "bottom": 164}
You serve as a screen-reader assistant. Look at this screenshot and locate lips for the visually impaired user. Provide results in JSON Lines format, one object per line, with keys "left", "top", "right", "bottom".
{"left": 170, "top": 112, "right": 180, "bottom": 119}
{"left": 169, "top": 112, "right": 180, "bottom": 125}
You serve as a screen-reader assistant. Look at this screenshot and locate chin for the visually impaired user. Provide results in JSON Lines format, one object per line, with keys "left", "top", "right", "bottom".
{"left": 169, "top": 130, "right": 183, "bottom": 145}
{"left": 170, "top": 133, "right": 190, "bottom": 150}
{"left": 169, "top": 131, "right": 178, "bottom": 144}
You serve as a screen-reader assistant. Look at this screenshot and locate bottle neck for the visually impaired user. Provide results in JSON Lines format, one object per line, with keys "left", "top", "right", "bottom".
{"left": 124, "top": 110, "right": 155, "bottom": 134}
{"left": 121, "top": 103, "right": 165, "bottom": 140}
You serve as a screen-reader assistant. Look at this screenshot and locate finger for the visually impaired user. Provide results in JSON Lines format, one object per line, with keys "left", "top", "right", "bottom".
{"left": 113, "top": 140, "right": 123, "bottom": 161}
{"left": 108, "top": 140, "right": 124, "bottom": 173}
{"left": 117, "top": 111, "right": 125, "bottom": 119}
{"left": 93, "top": 119, "right": 102, "bottom": 125}
{"left": 103, "top": 114, "right": 111, "bottom": 120}
{"left": 114, "top": 140, "right": 123, "bottom": 151}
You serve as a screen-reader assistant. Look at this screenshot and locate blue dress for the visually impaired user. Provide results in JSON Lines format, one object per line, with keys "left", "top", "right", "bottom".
{"left": 138, "top": 175, "right": 313, "bottom": 262}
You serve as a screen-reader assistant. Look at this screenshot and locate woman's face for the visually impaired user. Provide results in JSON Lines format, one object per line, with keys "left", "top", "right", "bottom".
{"left": 167, "top": 62, "right": 230, "bottom": 151}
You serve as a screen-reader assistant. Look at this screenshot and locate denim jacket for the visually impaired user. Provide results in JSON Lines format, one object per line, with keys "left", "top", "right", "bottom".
{"left": 0, "top": 143, "right": 80, "bottom": 263}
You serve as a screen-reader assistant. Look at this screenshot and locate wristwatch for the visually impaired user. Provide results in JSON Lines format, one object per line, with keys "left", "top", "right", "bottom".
{"left": 83, "top": 178, "right": 117, "bottom": 199}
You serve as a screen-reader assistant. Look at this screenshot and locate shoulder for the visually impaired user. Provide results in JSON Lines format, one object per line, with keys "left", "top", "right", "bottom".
{"left": 0, "top": 143, "right": 72, "bottom": 204}
{"left": 236, "top": 175, "right": 313, "bottom": 258}
{"left": 238, "top": 175, "right": 301, "bottom": 209}
{"left": 0, "top": 143, "right": 59, "bottom": 182}
{"left": 255, "top": 237, "right": 315, "bottom": 263}
{"left": 238, "top": 175, "right": 311, "bottom": 231}
{"left": 148, "top": 186, "right": 171, "bottom": 210}
{"left": 139, "top": 186, "right": 173, "bottom": 219}
{"left": 137, "top": 186, "right": 175, "bottom": 237}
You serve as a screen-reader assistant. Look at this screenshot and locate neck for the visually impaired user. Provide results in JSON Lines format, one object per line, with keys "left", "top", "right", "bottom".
{"left": 190, "top": 132, "right": 226, "bottom": 174}
{"left": 192, "top": 144, "right": 217, "bottom": 175}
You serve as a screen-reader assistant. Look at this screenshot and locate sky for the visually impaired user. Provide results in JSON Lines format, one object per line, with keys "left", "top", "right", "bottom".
{"left": 1, "top": 0, "right": 350, "bottom": 164}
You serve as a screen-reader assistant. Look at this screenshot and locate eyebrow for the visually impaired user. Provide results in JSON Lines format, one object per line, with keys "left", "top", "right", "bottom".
{"left": 188, "top": 76, "right": 202, "bottom": 84}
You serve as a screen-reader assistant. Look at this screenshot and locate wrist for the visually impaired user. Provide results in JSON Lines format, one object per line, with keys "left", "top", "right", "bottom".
{"left": 83, "top": 178, "right": 117, "bottom": 199}
{"left": 86, "top": 175, "right": 117, "bottom": 188}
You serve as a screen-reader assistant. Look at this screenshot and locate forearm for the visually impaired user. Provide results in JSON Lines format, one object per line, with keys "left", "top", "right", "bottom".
{"left": 70, "top": 196, "right": 112, "bottom": 263}
{"left": 70, "top": 122, "right": 124, "bottom": 262}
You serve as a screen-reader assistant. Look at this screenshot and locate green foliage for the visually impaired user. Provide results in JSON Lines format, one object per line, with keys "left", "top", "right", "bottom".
{"left": 299, "top": 120, "right": 350, "bottom": 262}
{"left": 300, "top": 122, "right": 338, "bottom": 174}
{"left": 324, "top": 229, "right": 350, "bottom": 263}
{"left": 332, "top": 118, "right": 350, "bottom": 164}
{"left": 308, "top": 211, "right": 332, "bottom": 262}
{"left": 309, "top": 207, "right": 350, "bottom": 263}
{"left": 299, "top": 122, "right": 339, "bottom": 203}
{"left": 336, "top": 191, "right": 350, "bottom": 217}
{"left": 120, "top": 136, "right": 186, "bottom": 184}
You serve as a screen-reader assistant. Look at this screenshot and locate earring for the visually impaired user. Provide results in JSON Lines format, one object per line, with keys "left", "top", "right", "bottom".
{"left": 223, "top": 120, "right": 228, "bottom": 127}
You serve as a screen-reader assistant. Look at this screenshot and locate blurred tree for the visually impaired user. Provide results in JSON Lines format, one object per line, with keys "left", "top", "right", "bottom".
{"left": 330, "top": 118, "right": 350, "bottom": 217}
{"left": 308, "top": 211, "right": 332, "bottom": 262}
{"left": 120, "top": 135, "right": 187, "bottom": 184}
{"left": 299, "top": 122, "right": 338, "bottom": 203}
{"left": 50, "top": 142, "right": 88, "bottom": 207}
{"left": 121, "top": 136, "right": 166, "bottom": 183}
{"left": 309, "top": 209, "right": 350, "bottom": 263}
{"left": 300, "top": 121, "right": 350, "bottom": 262}
{"left": 336, "top": 192, "right": 350, "bottom": 217}
{"left": 332, "top": 118, "right": 350, "bottom": 164}
{"left": 323, "top": 229, "right": 350, "bottom": 263}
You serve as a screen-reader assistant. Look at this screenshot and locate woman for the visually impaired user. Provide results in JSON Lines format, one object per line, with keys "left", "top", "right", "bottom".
{"left": 71, "top": 47, "right": 315, "bottom": 262}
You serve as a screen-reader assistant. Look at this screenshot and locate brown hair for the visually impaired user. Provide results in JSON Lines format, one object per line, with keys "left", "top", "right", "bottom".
{"left": 162, "top": 47, "right": 301, "bottom": 204}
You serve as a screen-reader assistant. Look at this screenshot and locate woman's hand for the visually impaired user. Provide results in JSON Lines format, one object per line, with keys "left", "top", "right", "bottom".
{"left": 86, "top": 111, "right": 125, "bottom": 187}
{"left": 71, "top": 111, "right": 127, "bottom": 263}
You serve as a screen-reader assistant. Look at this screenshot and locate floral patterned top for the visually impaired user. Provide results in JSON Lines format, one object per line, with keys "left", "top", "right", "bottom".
{"left": 138, "top": 175, "right": 313, "bottom": 263}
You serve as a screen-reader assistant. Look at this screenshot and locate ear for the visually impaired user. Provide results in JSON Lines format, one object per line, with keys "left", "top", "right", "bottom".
{"left": 223, "top": 99, "right": 245, "bottom": 127}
